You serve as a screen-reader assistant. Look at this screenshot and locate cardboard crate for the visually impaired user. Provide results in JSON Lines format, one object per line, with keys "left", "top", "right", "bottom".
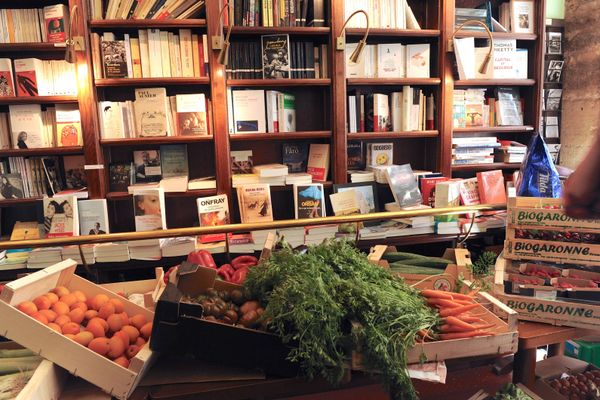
{"left": 494, "top": 256, "right": 600, "bottom": 329}
{"left": 0, "top": 260, "right": 156, "bottom": 400}
{"left": 507, "top": 197, "right": 600, "bottom": 232}
{"left": 100, "top": 267, "right": 165, "bottom": 311}
{"left": 533, "top": 356, "right": 600, "bottom": 400}
{"left": 150, "top": 262, "right": 299, "bottom": 377}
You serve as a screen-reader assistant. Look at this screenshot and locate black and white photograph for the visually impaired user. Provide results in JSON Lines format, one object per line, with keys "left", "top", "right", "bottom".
{"left": 133, "top": 150, "right": 162, "bottom": 183}
{"left": 0, "top": 173, "right": 24, "bottom": 199}
{"left": 261, "top": 34, "right": 291, "bottom": 79}
{"left": 547, "top": 32, "right": 562, "bottom": 55}
{"left": 545, "top": 89, "right": 563, "bottom": 112}
{"left": 546, "top": 60, "right": 564, "bottom": 83}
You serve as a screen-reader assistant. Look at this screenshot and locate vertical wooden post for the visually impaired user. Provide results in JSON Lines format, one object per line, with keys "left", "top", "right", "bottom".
{"left": 331, "top": 0, "right": 347, "bottom": 184}
{"left": 440, "top": 0, "right": 454, "bottom": 177}
{"left": 533, "top": 0, "right": 547, "bottom": 133}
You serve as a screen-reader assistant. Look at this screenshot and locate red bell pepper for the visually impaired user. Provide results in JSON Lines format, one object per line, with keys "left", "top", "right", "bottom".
{"left": 187, "top": 250, "right": 217, "bottom": 269}
{"left": 217, "top": 264, "right": 235, "bottom": 282}
{"left": 231, "top": 255, "right": 258, "bottom": 270}
{"left": 164, "top": 265, "right": 178, "bottom": 284}
{"left": 231, "top": 267, "right": 250, "bottom": 284}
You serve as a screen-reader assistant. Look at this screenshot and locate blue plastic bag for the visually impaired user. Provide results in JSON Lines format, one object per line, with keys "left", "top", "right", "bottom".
{"left": 517, "top": 133, "right": 562, "bottom": 198}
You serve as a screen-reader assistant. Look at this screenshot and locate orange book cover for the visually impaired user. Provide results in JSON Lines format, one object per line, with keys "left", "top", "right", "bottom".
{"left": 476, "top": 170, "right": 507, "bottom": 204}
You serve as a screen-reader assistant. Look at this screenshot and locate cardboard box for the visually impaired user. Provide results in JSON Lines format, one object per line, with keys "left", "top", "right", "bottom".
{"left": 0, "top": 260, "right": 156, "bottom": 400}
{"left": 533, "top": 356, "right": 600, "bottom": 400}
{"left": 100, "top": 267, "right": 165, "bottom": 310}
{"left": 150, "top": 262, "right": 299, "bottom": 377}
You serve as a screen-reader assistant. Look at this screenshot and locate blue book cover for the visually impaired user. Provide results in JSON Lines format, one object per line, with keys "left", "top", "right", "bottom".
{"left": 282, "top": 143, "right": 308, "bottom": 173}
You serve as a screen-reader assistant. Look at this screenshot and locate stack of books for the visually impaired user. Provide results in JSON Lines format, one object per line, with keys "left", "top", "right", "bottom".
{"left": 495, "top": 140, "right": 527, "bottom": 163}
{"left": 386, "top": 203, "right": 435, "bottom": 230}
{"left": 94, "top": 242, "right": 130, "bottom": 263}
{"left": 0, "top": 249, "right": 30, "bottom": 270}
{"left": 344, "top": 0, "right": 421, "bottom": 29}
{"left": 349, "top": 171, "right": 375, "bottom": 183}
{"left": 61, "top": 245, "right": 96, "bottom": 265}
{"left": 305, "top": 225, "right": 338, "bottom": 245}
{"left": 252, "top": 164, "right": 289, "bottom": 186}
{"left": 251, "top": 230, "right": 276, "bottom": 251}
{"left": 285, "top": 173, "right": 312, "bottom": 186}
{"left": 128, "top": 239, "right": 162, "bottom": 260}
{"left": 27, "top": 247, "right": 63, "bottom": 269}
{"left": 160, "top": 237, "right": 196, "bottom": 257}
{"left": 452, "top": 136, "right": 500, "bottom": 166}
{"left": 232, "top": 174, "right": 259, "bottom": 188}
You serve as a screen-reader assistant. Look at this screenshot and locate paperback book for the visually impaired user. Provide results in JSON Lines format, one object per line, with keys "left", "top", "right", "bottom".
{"left": 63, "top": 155, "right": 87, "bottom": 189}
{"left": 78, "top": 199, "right": 109, "bottom": 235}
{"left": 0, "top": 173, "right": 24, "bottom": 199}
{"left": 101, "top": 40, "right": 128, "bottom": 78}
{"left": 134, "top": 87, "right": 170, "bottom": 137}
{"left": 43, "top": 195, "right": 79, "bottom": 237}
{"left": 55, "top": 104, "right": 82, "bottom": 147}
{"left": 282, "top": 143, "right": 308, "bottom": 173}
{"left": 237, "top": 184, "right": 273, "bottom": 223}
{"left": 306, "top": 143, "right": 329, "bottom": 182}
{"left": 0, "top": 58, "right": 15, "bottom": 97}
{"left": 261, "top": 34, "right": 291, "bottom": 79}
{"left": 109, "top": 163, "right": 132, "bottom": 192}
{"left": 347, "top": 141, "right": 365, "bottom": 170}
{"left": 9, "top": 104, "right": 45, "bottom": 149}
{"left": 133, "top": 150, "right": 162, "bottom": 183}
{"left": 293, "top": 183, "right": 325, "bottom": 219}
{"left": 385, "top": 164, "right": 422, "bottom": 208}
{"left": 175, "top": 93, "right": 208, "bottom": 136}
{"left": 197, "top": 194, "right": 229, "bottom": 243}
{"left": 231, "top": 150, "right": 254, "bottom": 174}
{"left": 133, "top": 188, "right": 166, "bottom": 231}
{"left": 160, "top": 144, "right": 188, "bottom": 178}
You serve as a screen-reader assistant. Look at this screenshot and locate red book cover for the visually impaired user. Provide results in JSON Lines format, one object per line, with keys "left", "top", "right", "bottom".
{"left": 14, "top": 58, "right": 39, "bottom": 97}
{"left": 43, "top": 5, "right": 68, "bottom": 44}
{"left": 459, "top": 177, "right": 481, "bottom": 205}
{"left": 198, "top": 40, "right": 206, "bottom": 76}
{"left": 420, "top": 176, "right": 448, "bottom": 207}
{"left": 477, "top": 170, "right": 507, "bottom": 204}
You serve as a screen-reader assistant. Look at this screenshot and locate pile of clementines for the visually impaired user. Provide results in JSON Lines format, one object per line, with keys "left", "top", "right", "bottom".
{"left": 15, "top": 286, "right": 152, "bottom": 368}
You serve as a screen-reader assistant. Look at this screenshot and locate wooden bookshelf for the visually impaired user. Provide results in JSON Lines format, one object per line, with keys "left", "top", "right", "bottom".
{"left": 101, "top": 136, "right": 214, "bottom": 146}
{"left": 345, "top": 28, "right": 440, "bottom": 37}
{"left": 0, "top": 147, "right": 84, "bottom": 157}
{"left": 347, "top": 131, "right": 439, "bottom": 140}
{"left": 347, "top": 78, "right": 441, "bottom": 86}
{"left": 95, "top": 77, "right": 210, "bottom": 87}
{"left": 227, "top": 79, "right": 331, "bottom": 87}
{"left": 0, "top": 197, "right": 41, "bottom": 208}
{"left": 106, "top": 188, "right": 217, "bottom": 200}
{"left": 229, "top": 131, "right": 331, "bottom": 141}
{"left": 265, "top": 182, "right": 333, "bottom": 192}
{"left": 451, "top": 162, "right": 522, "bottom": 172}
{"left": 0, "top": 96, "right": 78, "bottom": 105}
{"left": 453, "top": 126, "right": 535, "bottom": 133}
{"left": 89, "top": 19, "right": 207, "bottom": 29}
{"left": 0, "top": 43, "right": 66, "bottom": 52}
{"left": 229, "top": 26, "right": 330, "bottom": 36}
{"left": 454, "top": 31, "right": 538, "bottom": 41}
{"left": 453, "top": 79, "right": 536, "bottom": 87}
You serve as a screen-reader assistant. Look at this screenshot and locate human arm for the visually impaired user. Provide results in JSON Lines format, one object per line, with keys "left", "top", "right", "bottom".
{"left": 563, "top": 134, "right": 600, "bottom": 218}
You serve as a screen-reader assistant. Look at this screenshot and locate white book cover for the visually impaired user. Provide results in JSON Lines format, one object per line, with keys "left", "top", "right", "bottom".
{"left": 124, "top": 34, "right": 133, "bottom": 78}
{"left": 401, "top": 85, "right": 412, "bottom": 131}
{"left": 134, "top": 87, "right": 170, "bottom": 137}
{"left": 265, "top": 90, "right": 280, "bottom": 132}
{"left": 492, "top": 39, "right": 516, "bottom": 79}
{"left": 395, "top": 0, "right": 406, "bottom": 29}
{"left": 377, "top": 44, "right": 405, "bottom": 78}
{"left": 78, "top": 199, "right": 109, "bottom": 235}
{"left": 510, "top": 0, "right": 535, "bottom": 34}
{"left": 514, "top": 48, "right": 528, "bottom": 79}
{"left": 474, "top": 47, "right": 494, "bottom": 79}
{"left": 43, "top": 195, "right": 79, "bottom": 238}
{"left": 405, "top": 0, "right": 421, "bottom": 29}
{"left": 138, "top": 29, "right": 150, "bottom": 78}
{"left": 174, "top": 93, "right": 207, "bottom": 135}
{"left": 98, "top": 101, "right": 125, "bottom": 139}
{"left": 391, "top": 92, "right": 403, "bottom": 132}
{"left": 406, "top": 44, "right": 429, "bottom": 78}
{"left": 9, "top": 104, "right": 45, "bottom": 148}
{"left": 148, "top": 29, "right": 162, "bottom": 78}
{"left": 345, "top": 42, "right": 366, "bottom": 78}
{"left": 231, "top": 90, "right": 266, "bottom": 134}
{"left": 453, "top": 37, "right": 475, "bottom": 80}
{"left": 133, "top": 188, "right": 167, "bottom": 231}
{"left": 179, "top": 28, "right": 194, "bottom": 77}
{"left": 159, "top": 31, "right": 171, "bottom": 77}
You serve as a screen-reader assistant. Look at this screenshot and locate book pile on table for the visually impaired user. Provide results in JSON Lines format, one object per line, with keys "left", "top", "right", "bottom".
{"left": 232, "top": 174, "right": 259, "bottom": 188}
{"left": 305, "top": 225, "right": 338, "bottom": 245}
{"left": 0, "top": 249, "right": 29, "bottom": 270}
{"left": 61, "top": 245, "right": 95, "bottom": 265}
{"left": 452, "top": 136, "right": 500, "bottom": 166}
{"left": 27, "top": 247, "right": 62, "bottom": 269}
{"left": 495, "top": 141, "right": 527, "bottom": 163}
{"left": 253, "top": 164, "right": 288, "bottom": 186}
{"left": 160, "top": 237, "right": 196, "bottom": 257}
{"left": 349, "top": 171, "right": 375, "bottom": 183}
{"left": 94, "top": 242, "right": 130, "bottom": 263}
{"left": 128, "top": 239, "right": 162, "bottom": 261}
{"left": 285, "top": 173, "right": 312, "bottom": 186}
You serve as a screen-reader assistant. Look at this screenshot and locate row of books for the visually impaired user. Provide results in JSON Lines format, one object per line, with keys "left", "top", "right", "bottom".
{"left": 451, "top": 136, "right": 526, "bottom": 166}
{"left": 0, "top": 58, "right": 77, "bottom": 97}
{"left": 0, "top": 5, "right": 68, "bottom": 44}
{"left": 99, "top": 89, "right": 209, "bottom": 139}
{"left": 453, "top": 88, "right": 524, "bottom": 128}
{"left": 453, "top": 38, "right": 527, "bottom": 80}
{"left": 225, "top": 35, "right": 328, "bottom": 79}
{"left": 229, "top": 0, "right": 325, "bottom": 27}
{"left": 455, "top": 1, "right": 535, "bottom": 34}
{"left": 344, "top": 0, "right": 420, "bottom": 30}
{"left": 0, "top": 105, "right": 82, "bottom": 149}
{"left": 88, "top": 0, "right": 204, "bottom": 20}
{"left": 92, "top": 30, "right": 209, "bottom": 79}
{"left": 347, "top": 88, "right": 434, "bottom": 133}
{"left": 346, "top": 43, "right": 430, "bottom": 79}
{"left": 227, "top": 89, "right": 296, "bottom": 134}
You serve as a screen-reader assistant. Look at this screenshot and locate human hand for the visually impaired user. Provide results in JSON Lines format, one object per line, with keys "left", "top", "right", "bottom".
{"left": 563, "top": 136, "right": 600, "bottom": 218}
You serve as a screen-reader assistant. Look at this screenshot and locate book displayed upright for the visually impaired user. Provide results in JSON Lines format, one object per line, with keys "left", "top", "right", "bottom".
{"left": 282, "top": 143, "right": 308, "bottom": 173}
{"left": 231, "top": 150, "right": 254, "bottom": 174}
{"left": 78, "top": 199, "right": 109, "bottom": 235}
{"left": 134, "top": 87, "right": 170, "bottom": 137}
{"left": 197, "top": 194, "right": 230, "bottom": 243}
{"left": 43, "top": 4, "right": 69, "bottom": 43}
{"left": 261, "top": 34, "right": 291, "bottom": 79}
{"left": 133, "top": 188, "right": 167, "bottom": 231}
{"left": 101, "top": 40, "right": 128, "bottom": 78}
{"left": 231, "top": 90, "right": 266, "bottom": 133}
{"left": 293, "top": 183, "right": 325, "bottom": 219}
{"left": 9, "top": 104, "right": 45, "bottom": 149}
{"left": 477, "top": 170, "right": 507, "bottom": 204}
{"left": 406, "top": 44, "right": 430, "bottom": 78}
{"left": 306, "top": 143, "right": 330, "bottom": 182}
{"left": 55, "top": 104, "right": 82, "bottom": 147}
{"left": 160, "top": 144, "right": 188, "bottom": 178}
{"left": 13, "top": 58, "right": 43, "bottom": 97}
{"left": 0, "top": 58, "right": 15, "bottom": 97}
{"left": 43, "top": 195, "right": 79, "bottom": 238}
{"left": 109, "top": 163, "right": 132, "bottom": 192}
{"left": 385, "top": 164, "right": 422, "bottom": 208}
{"left": 237, "top": 184, "right": 273, "bottom": 223}
{"left": 133, "top": 149, "right": 162, "bottom": 183}
{"left": 0, "top": 173, "right": 24, "bottom": 200}
{"left": 175, "top": 93, "right": 208, "bottom": 136}
{"left": 458, "top": 178, "right": 481, "bottom": 206}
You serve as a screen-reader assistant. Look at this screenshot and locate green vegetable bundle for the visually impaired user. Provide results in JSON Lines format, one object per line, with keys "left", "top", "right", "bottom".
{"left": 244, "top": 240, "right": 438, "bottom": 400}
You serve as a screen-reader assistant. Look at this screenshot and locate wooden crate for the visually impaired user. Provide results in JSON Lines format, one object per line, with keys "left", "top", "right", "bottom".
{"left": 504, "top": 197, "right": 600, "bottom": 266}
{"left": 0, "top": 260, "right": 156, "bottom": 400}
{"left": 100, "top": 267, "right": 165, "bottom": 310}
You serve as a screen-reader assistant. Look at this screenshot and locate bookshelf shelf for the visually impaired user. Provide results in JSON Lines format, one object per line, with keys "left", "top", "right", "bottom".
{"left": 345, "top": 28, "right": 440, "bottom": 38}
{"left": 229, "top": 26, "right": 331, "bottom": 36}
{"left": 0, "top": 43, "right": 66, "bottom": 52}
{"left": 0, "top": 96, "right": 78, "bottom": 105}
{"left": 0, "top": 198, "right": 41, "bottom": 208}
{"left": 454, "top": 31, "right": 538, "bottom": 41}
{"left": 0, "top": 147, "right": 84, "bottom": 157}
{"left": 89, "top": 19, "right": 207, "bottom": 29}
{"left": 347, "top": 78, "right": 441, "bottom": 86}
{"left": 227, "top": 79, "right": 331, "bottom": 87}
{"left": 106, "top": 188, "right": 217, "bottom": 200}
{"left": 229, "top": 131, "right": 331, "bottom": 141}
{"left": 454, "top": 79, "right": 536, "bottom": 87}
{"left": 451, "top": 162, "right": 522, "bottom": 172}
{"left": 453, "top": 126, "right": 535, "bottom": 134}
{"left": 95, "top": 77, "right": 210, "bottom": 87}
{"left": 100, "top": 136, "right": 214, "bottom": 146}
{"left": 268, "top": 181, "right": 333, "bottom": 192}
{"left": 357, "top": 229, "right": 505, "bottom": 248}
{"left": 347, "top": 131, "right": 439, "bottom": 140}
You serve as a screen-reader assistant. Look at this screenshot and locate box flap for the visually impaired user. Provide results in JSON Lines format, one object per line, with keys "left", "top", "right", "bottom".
{"left": 536, "top": 355, "right": 590, "bottom": 379}
{"left": 177, "top": 262, "right": 216, "bottom": 297}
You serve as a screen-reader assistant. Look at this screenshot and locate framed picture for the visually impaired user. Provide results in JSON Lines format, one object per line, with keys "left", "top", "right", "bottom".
{"left": 547, "top": 32, "right": 562, "bottom": 55}
{"left": 510, "top": 0, "right": 535, "bottom": 34}
{"left": 333, "top": 182, "right": 379, "bottom": 214}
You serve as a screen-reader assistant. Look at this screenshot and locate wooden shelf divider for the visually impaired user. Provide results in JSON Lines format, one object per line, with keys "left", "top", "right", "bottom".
{"left": 89, "top": 19, "right": 207, "bottom": 28}
{"left": 95, "top": 77, "right": 210, "bottom": 86}
{"left": 347, "top": 131, "right": 439, "bottom": 140}
{"left": 227, "top": 79, "right": 331, "bottom": 87}
{"left": 0, "top": 96, "right": 78, "bottom": 105}
{"left": 0, "top": 147, "right": 84, "bottom": 157}
{"left": 101, "top": 136, "right": 214, "bottom": 146}
{"left": 229, "top": 131, "right": 331, "bottom": 141}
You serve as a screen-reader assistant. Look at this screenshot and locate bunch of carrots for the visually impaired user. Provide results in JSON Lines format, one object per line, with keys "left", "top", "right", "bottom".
{"left": 418, "top": 289, "right": 497, "bottom": 341}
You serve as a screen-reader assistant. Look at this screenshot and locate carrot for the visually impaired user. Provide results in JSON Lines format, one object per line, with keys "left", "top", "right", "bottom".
{"left": 417, "top": 329, "right": 435, "bottom": 341}
{"left": 453, "top": 299, "right": 475, "bottom": 306}
{"left": 439, "top": 303, "right": 480, "bottom": 317}
{"left": 472, "top": 323, "right": 496, "bottom": 330}
{"left": 445, "top": 316, "right": 478, "bottom": 331}
{"left": 420, "top": 290, "right": 454, "bottom": 300}
{"left": 467, "top": 289, "right": 480, "bottom": 297}
{"left": 440, "top": 324, "right": 475, "bottom": 333}
{"left": 439, "top": 330, "right": 494, "bottom": 340}
{"left": 456, "top": 315, "right": 484, "bottom": 323}
{"left": 427, "top": 298, "right": 462, "bottom": 308}
{"left": 449, "top": 292, "right": 476, "bottom": 301}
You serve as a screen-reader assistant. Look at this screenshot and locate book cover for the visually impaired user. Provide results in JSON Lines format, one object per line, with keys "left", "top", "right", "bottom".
{"left": 0, "top": 173, "right": 24, "bottom": 199}
{"left": 420, "top": 176, "right": 448, "bottom": 207}
{"left": 109, "top": 163, "right": 132, "bottom": 192}
{"left": 373, "top": 93, "right": 391, "bottom": 132}
{"left": 160, "top": 144, "right": 188, "bottom": 178}
{"left": 134, "top": 87, "right": 169, "bottom": 137}
{"left": 282, "top": 142, "right": 308, "bottom": 173}
{"left": 406, "top": 44, "right": 430, "bottom": 78}
{"left": 347, "top": 141, "right": 365, "bottom": 170}
{"left": 0, "top": 58, "right": 15, "bottom": 97}
{"left": 477, "top": 170, "right": 507, "bottom": 204}
{"left": 101, "top": 40, "right": 128, "bottom": 79}
{"left": 459, "top": 178, "right": 481, "bottom": 205}
{"left": 434, "top": 179, "right": 462, "bottom": 221}
{"left": 55, "top": 104, "right": 82, "bottom": 146}
{"left": 13, "top": 58, "right": 41, "bottom": 97}
{"left": 43, "top": 4, "right": 68, "bottom": 43}
{"left": 231, "top": 150, "right": 254, "bottom": 174}
{"left": 386, "top": 164, "right": 423, "bottom": 208}
{"left": 133, "top": 149, "right": 162, "bottom": 183}
{"left": 98, "top": 101, "right": 125, "bottom": 139}
{"left": 329, "top": 190, "right": 360, "bottom": 216}
{"left": 78, "top": 199, "right": 109, "bottom": 235}
{"left": 175, "top": 93, "right": 208, "bottom": 135}
{"left": 43, "top": 195, "right": 79, "bottom": 238}
{"left": 42, "top": 157, "right": 64, "bottom": 195}
{"left": 8, "top": 104, "right": 45, "bottom": 149}
{"left": 265, "top": 90, "right": 280, "bottom": 132}
{"left": 492, "top": 39, "right": 516, "bottom": 79}
{"left": 278, "top": 93, "right": 296, "bottom": 132}
{"left": 63, "top": 155, "right": 87, "bottom": 189}
{"left": 514, "top": 48, "right": 528, "bottom": 79}
{"left": 231, "top": 90, "right": 266, "bottom": 133}
{"left": 10, "top": 221, "right": 40, "bottom": 240}
{"left": 511, "top": 0, "right": 535, "bottom": 34}
{"left": 465, "top": 103, "right": 484, "bottom": 127}
{"left": 333, "top": 182, "right": 378, "bottom": 214}
{"left": 367, "top": 142, "right": 394, "bottom": 166}
{"left": 236, "top": 184, "right": 273, "bottom": 223}
{"left": 306, "top": 143, "right": 330, "bottom": 182}
{"left": 197, "top": 194, "right": 229, "bottom": 243}
{"left": 133, "top": 188, "right": 167, "bottom": 231}
{"left": 261, "top": 34, "right": 291, "bottom": 79}
{"left": 377, "top": 43, "right": 405, "bottom": 78}
{"left": 294, "top": 183, "right": 325, "bottom": 219}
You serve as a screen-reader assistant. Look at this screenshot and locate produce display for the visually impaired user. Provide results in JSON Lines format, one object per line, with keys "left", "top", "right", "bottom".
{"left": 547, "top": 369, "right": 600, "bottom": 399}
{"left": 382, "top": 252, "right": 453, "bottom": 275}
{"left": 164, "top": 251, "right": 259, "bottom": 285}
{"left": 514, "top": 229, "right": 599, "bottom": 244}
{"left": 491, "top": 383, "right": 534, "bottom": 400}
{"left": 0, "top": 348, "right": 41, "bottom": 399}
{"left": 14, "top": 287, "right": 152, "bottom": 368}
